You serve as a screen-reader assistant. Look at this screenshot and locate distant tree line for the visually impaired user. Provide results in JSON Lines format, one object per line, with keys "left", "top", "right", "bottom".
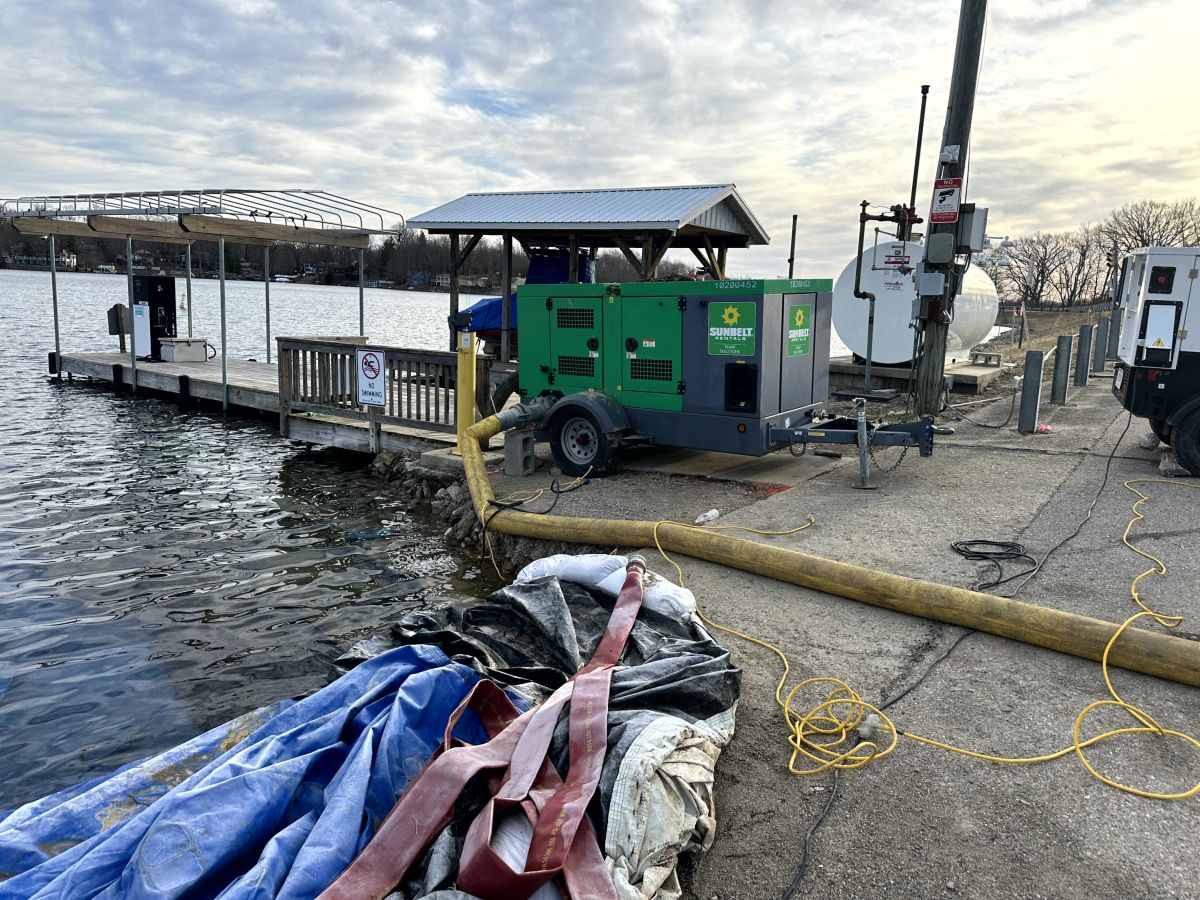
{"left": 979, "top": 199, "right": 1200, "bottom": 308}
{"left": 0, "top": 225, "right": 698, "bottom": 286}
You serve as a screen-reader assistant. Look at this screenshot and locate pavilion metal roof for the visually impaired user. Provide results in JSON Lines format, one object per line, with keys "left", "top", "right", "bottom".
{"left": 409, "top": 184, "right": 770, "bottom": 246}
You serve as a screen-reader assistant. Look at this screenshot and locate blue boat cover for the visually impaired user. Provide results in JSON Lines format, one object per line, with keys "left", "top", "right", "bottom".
{"left": 462, "top": 252, "right": 596, "bottom": 333}
{"left": 0, "top": 645, "right": 492, "bottom": 899}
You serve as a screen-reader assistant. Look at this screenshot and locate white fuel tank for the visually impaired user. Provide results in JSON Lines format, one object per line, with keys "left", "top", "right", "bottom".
{"left": 832, "top": 241, "right": 999, "bottom": 365}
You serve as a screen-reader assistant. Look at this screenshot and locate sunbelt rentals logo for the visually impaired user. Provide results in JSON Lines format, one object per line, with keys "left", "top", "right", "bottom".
{"left": 787, "top": 303, "right": 812, "bottom": 356}
{"left": 708, "top": 302, "right": 756, "bottom": 355}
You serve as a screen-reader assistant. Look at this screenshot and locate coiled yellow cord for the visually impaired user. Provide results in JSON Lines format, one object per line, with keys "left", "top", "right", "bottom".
{"left": 654, "top": 479, "right": 1200, "bottom": 800}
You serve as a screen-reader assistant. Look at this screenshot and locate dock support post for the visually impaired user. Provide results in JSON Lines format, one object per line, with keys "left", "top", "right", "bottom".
{"left": 49, "top": 234, "right": 61, "bottom": 381}
{"left": 1074, "top": 324, "right": 1093, "bottom": 387}
{"left": 358, "top": 248, "right": 365, "bottom": 337}
{"left": 263, "top": 246, "right": 272, "bottom": 364}
{"left": 219, "top": 234, "right": 228, "bottom": 414}
{"left": 126, "top": 235, "right": 137, "bottom": 394}
{"left": 1093, "top": 318, "right": 1109, "bottom": 372}
{"left": 1019, "top": 351, "right": 1044, "bottom": 433}
{"left": 185, "top": 243, "right": 193, "bottom": 337}
{"left": 500, "top": 233, "right": 512, "bottom": 363}
{"left": 1050, "top": 334, "right": 1072, "bottom": 405}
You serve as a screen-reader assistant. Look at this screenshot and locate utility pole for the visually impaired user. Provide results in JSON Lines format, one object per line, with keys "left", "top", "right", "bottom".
{"left": 914, "top": 0, "right": 987, "bottom": 415}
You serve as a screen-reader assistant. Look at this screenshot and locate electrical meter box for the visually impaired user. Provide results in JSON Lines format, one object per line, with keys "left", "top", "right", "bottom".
{"left": 518, "top": 279, "right": 833, "bottom": 455}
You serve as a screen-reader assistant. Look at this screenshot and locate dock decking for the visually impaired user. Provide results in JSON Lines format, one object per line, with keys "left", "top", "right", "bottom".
{"left": 55, "top": 349, "right": 486, "bottom": 453}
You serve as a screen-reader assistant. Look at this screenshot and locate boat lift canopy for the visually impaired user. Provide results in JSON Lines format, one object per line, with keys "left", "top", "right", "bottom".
{"left": 0, "top": 189, "right": 404, "bottom": 411}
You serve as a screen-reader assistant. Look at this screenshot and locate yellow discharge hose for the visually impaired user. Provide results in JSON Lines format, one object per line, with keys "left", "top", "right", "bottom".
{"left": 650, "top": 481, "right": 1200, "bottom": 800}
{"left": 461, "top": 412, "right": 1200, "bottom": 690}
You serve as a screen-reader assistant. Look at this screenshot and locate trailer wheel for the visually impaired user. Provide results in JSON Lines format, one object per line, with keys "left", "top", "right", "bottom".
{"left": 550, "top": 409, "right": 617, "bottom": 476}
{"left": 1149, "top": 417, "right": 1173, "bottom": 446}
{"left": 1173, "top": 410, "right": 1200, "bottom": 477}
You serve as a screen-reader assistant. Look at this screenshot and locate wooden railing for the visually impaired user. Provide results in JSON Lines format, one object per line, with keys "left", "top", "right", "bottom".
{"left": 276, "top": 336, "right": 491, "bottom": 444}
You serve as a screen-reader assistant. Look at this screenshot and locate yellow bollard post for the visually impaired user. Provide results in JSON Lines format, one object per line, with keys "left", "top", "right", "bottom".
{"left": 453, "top": 328, "right": 476, "bottom": 456}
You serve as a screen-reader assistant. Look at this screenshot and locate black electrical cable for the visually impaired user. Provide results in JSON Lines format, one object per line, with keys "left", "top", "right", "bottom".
{"left": 942, "top": 384, "right": 1017, "bottom": 429}
{"left": 483, "top": 474, "right": 590, "bottom": 530}
{"left": 780, "top": 769, "right": 840, "bottom": 900}
{"left": 1004, "top": 408, "right": 1134, "bottom": 596}
{"left": 950, "top": 539, "right": 1036, "bottom": 591}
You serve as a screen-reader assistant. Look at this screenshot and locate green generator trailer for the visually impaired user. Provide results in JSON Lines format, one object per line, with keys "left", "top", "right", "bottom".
{"left": 516, "top": 279, "right": 940, "bottom": 475}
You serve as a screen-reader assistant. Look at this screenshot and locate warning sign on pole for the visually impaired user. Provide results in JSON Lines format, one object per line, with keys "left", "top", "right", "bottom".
{"left": 930, "top": 177, "right": 963, "bottom": 224}
{"left": 356, "top": 348, "right": 385, "bottom": 407}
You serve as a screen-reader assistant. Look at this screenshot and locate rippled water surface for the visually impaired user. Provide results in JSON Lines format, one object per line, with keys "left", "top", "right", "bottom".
{"left": 0, "top": 269, "right": 491, "bottom": 809}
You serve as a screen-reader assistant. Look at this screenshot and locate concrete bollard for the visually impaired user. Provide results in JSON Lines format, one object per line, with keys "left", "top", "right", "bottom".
{"left": 1019, "top": 350, "right": 1044, "bottom": 434}
{"left": 1050, "top": 335, "right": 1072, "bottom": 405}
{"left": 1093, "top": 318, "right": 1109, "bottom": 372}
{"left": 1074, "top": 325, "right": 1093, "bottom": 387}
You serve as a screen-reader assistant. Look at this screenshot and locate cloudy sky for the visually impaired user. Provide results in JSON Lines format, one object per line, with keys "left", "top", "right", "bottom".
{"left": 3, "top": 0, "right": 1197, "bottom": 277}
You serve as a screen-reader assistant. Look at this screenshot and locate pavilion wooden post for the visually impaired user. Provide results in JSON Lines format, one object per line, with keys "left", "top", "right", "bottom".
{"left": 641, "top": 233, "right": 653, "bottom": 280}
{"left": 448, "top": 232, "right": 460, "bottom": 351}
{"left": 568, "top": 233, "right": 579, "bottom": 283}
{"left": 500, "top": 233, "right": 513, "bottom": 362}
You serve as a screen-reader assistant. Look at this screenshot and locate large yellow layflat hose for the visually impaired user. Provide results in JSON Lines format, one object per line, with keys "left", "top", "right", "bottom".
{"left": 461, "top": 412, "right": 1200, "bottom": 689}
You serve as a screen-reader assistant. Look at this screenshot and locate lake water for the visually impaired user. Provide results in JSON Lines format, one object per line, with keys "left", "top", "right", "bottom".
{"left": 0, "top": 269, "right": 491, "bottom": 811}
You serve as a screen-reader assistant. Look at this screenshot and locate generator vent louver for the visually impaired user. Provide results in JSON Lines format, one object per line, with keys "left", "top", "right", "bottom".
{"left": 556, "top": 308, "right": 594, "bottom": 329}
{"left": 630, "top": 358, "right": 673, "bottom": 381}
{"left": 557, "top": 355, "right": 595, "bottom": 378}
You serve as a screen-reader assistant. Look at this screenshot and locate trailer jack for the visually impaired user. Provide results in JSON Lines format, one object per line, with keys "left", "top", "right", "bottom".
{"left": 770, "top": 397, "right": 953, "bottom": 487}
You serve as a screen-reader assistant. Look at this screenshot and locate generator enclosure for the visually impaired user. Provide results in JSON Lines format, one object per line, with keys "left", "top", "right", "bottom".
{"left": 1112, "top": 246, "right": 1200, "bottom": 427}
{"left": 132, "top": 275, "right": 178, "bottom": 360}
{"left": 518, "top": 279, "right": 833, "bottom": 455}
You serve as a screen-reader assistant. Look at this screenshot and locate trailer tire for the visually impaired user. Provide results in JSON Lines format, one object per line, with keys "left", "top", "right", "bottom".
{"left": 1149, "top": 417, "right": 1172, "bottom": 446}
{"left": 1173, "top": 409, "right": 1200, "bottom": 477}
{"left": 549, "top": 408, "right": 618, "bottom": 477}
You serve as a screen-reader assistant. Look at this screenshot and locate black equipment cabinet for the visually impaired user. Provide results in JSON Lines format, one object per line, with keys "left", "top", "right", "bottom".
{"left": 132, "top": 275, "right": 177, "bottom": 360}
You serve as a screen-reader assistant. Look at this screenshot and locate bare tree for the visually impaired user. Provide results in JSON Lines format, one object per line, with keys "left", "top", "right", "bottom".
{"left": 1049, "top": 224, "right": 1107, "bottom": 306}
{"left": 1100, "top": 199, "right": 1200, "bottom": 251}
{"left": 1005, "top": 232, "right": 1068, "bottom": 306}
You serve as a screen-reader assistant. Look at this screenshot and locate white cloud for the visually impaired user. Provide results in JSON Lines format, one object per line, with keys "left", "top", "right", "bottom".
{"left": 1, "top": 0, "right": 1197, "bottom": 277}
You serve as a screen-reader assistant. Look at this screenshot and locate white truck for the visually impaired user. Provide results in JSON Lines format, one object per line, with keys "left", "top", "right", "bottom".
{"left": 1112, "top": 246, "right": 1200, "bottom": 475}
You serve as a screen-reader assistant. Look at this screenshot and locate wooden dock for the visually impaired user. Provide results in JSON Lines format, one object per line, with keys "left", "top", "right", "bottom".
{"left": 56, "top": 339, "right": 504, "bottom": 455}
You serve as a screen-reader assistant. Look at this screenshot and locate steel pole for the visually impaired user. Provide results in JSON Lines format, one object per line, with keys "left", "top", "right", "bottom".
{"left": 264, "top": 246, "right": 271, "bottom": 364}
{"left": 787, "top": 214, "right": 798, "bottom": 278}
{"left": 49, "top": 235, "right": 61, "bottom": 381}
{"left": 1018, "top": 350, "right": 1044, "bottom": 433}
{"left": 1107, "top": 310, "right": 1121, "bottom": 359}
{"left": 219, "top": 235, "right": 228, "bottom": 414}
{"left": 358, "top": 247, "right": 365, "bottom": 336}
{"left": 127, "top": 235, "right": 137, "bottom": 394}
{"left": 185, "top": 243, "right": 193, "bottom": 337}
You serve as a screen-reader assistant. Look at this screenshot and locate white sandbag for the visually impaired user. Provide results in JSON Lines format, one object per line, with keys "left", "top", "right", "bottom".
{"left": 515, "top": 554, "right": 697, "bottom": 620}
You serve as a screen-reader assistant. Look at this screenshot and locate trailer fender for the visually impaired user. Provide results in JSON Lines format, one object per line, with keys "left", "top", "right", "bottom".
{"left": 1165, "top": 394, "right": 1200, "bottom": 428}
{"left": 545, "top": 392, "right": 632, "bottom": 441}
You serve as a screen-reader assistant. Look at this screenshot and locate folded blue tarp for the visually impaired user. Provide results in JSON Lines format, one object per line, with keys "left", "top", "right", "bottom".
{"left": 0, "top": 645, "right": 493, "bottom": 899}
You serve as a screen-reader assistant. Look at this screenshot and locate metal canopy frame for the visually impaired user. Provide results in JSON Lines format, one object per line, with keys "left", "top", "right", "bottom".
{"left": 3, "top": 189, "right": 404, "bottom": 412}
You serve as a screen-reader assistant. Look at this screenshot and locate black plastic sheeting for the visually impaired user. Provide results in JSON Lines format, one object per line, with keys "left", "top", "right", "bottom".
{"left": 337, "top": 574, "right": 741, "bottom": 899}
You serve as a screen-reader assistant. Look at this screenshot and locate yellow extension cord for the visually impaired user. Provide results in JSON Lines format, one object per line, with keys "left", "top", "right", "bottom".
{"left": 651, "top": 479, "right": 1200, "bottom": 801}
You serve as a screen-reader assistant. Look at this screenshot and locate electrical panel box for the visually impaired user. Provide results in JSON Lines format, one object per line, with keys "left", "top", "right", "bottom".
{"left": 519, "top": 279, "right": 834, "bottom": 454}
{"left": 131, "top": 275, "right": 177, "bottom": 360}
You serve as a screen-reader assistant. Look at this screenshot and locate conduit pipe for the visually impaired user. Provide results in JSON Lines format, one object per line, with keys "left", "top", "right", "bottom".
{"left": 460, "top": 403, "right": 1200, "bottom": 689}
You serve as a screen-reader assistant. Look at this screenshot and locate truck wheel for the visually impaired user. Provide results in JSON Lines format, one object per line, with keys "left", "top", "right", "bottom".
{"left": 1173, "top": 410, "right": 1200, "bottom": 477}
{"left": 1149, "top": 417, "right": 1172, "bottom": 446}
{"left": 550, "top": 409, "right": 617, "bottom": 476}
